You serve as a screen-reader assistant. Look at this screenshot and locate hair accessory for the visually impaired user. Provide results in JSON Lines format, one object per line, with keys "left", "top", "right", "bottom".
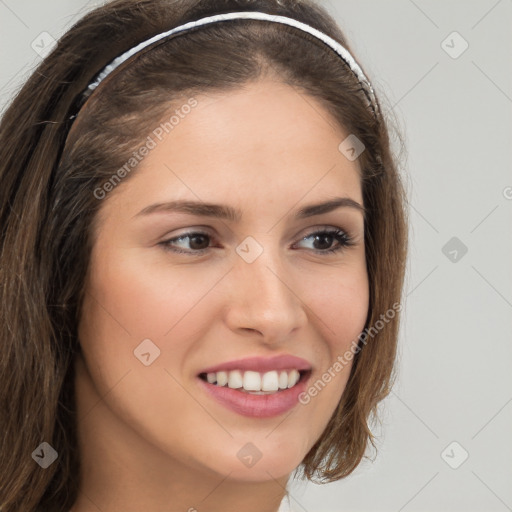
{"left": 71, "top": 11, "right": 378, "bottom": 120}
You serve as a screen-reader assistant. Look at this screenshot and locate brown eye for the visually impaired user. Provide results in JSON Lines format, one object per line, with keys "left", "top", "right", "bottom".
{"left": 160, "top": 231, "right": 213, "bottom": 255}
{"left": 295, "top": 229, "right": 354, "bottom": 254}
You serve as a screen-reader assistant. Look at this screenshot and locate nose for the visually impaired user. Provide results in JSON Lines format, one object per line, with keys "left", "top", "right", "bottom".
{"left": 224, "top": 243, "right": 308, "bottom": 344}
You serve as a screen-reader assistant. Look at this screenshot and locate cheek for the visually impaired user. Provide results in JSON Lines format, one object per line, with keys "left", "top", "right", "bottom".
{"left": 305, "top": 262, "right": 369, "bottom": 351}
{"left": 77, "top": 255, "right": 217, "bottom": 461}
{"left": 83, "top": 245, "right": 220, "bottom": 340}
{"left": 77, "top": 245, "right": 227, "bottom": 398}
{"left": 298, "top": 263, "right": 369, "bottom": 410}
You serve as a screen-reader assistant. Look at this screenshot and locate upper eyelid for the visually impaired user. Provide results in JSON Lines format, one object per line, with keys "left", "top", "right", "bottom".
{"left": 165, "top": 224, "right": 352, "bottom": 238}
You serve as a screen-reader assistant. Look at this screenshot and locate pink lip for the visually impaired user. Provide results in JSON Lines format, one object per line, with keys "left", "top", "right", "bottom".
{"left": 198, "top": 354, "right": 312, "bottom": 375}
{"left": 197, "top": 370, "right": 312, "bottom": 418}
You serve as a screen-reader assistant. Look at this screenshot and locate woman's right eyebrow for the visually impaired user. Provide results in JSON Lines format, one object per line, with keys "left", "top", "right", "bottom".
{"left": 133, "top": 197, "right": 365, "bottom": 222}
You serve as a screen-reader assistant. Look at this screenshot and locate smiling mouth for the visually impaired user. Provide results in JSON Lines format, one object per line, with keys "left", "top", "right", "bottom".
{"left": 198, "top": 369, "right": 311, "bottom": 395}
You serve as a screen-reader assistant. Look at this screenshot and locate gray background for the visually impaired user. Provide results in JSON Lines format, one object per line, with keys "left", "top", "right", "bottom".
{"left": 1, "top": 1, "right": 511, "bottom": 511}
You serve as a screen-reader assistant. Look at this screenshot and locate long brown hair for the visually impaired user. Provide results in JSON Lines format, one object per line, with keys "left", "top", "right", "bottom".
{"left": 0, "top": 0, "right": 408, "bottom": 510}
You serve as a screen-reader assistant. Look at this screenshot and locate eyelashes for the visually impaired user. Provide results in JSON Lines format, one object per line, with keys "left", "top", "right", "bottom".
{"left": 159, "top": 227, "right": 356, "bottom": 257}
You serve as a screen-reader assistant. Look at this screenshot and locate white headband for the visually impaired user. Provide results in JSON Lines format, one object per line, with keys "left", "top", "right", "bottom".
{"left": 74, "top": 11, "right": 378, "bottom": 119}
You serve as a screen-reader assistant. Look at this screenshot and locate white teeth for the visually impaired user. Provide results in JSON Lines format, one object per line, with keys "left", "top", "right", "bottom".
{"left": 228, "top": 370, "right": 243, "bottom": 389}
{"left": 202, "top": 368, "right": 304, "bottom": 392}
{"left": 261, "top": 371, "right": 279, "bottom": 391}
{"left": 278, "top": 371, "right": 288, "bottom": 389}
{"left": 216, "top": 371, "right": 228, "bottom": 386}
{"left": 243, "top": 371, "right": 261, "bottom": 391}
{"left": 287, "top": 369, "right": 300, "bottom": 388}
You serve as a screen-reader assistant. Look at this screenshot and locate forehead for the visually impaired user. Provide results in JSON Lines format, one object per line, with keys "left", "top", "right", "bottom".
{"left": 99, "top": 78, "right": 364, "bottom": 222}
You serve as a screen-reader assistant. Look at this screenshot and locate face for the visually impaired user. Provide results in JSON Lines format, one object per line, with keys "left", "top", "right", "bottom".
{"left": 77, "top": 77, "right": 369, "bottom": 483}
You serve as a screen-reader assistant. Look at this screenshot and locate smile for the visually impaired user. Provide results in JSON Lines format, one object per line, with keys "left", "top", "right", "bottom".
{"left": 197, "top": 369, "right": 312, "bottom": 418}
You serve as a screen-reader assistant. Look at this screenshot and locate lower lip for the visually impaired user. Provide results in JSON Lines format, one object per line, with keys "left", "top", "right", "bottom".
{"left": 197, "top": 372, "right": 311, "bottom": 418}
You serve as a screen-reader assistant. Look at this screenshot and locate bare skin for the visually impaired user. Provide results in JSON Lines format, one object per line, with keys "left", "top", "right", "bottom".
{"left": 71, "top": 77, "right": 369, "bottom": 512}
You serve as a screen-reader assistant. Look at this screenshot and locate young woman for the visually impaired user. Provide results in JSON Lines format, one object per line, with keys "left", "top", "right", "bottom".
{"left": 0, "top": 0, "right": 408, "bottom": 511}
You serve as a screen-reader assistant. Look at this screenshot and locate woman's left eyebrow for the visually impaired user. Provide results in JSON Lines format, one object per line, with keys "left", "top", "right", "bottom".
{"left": 133, "top": 197, "right": 365, "bottom": 221}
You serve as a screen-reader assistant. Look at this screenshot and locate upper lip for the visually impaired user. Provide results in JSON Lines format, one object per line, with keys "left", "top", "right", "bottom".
{"left": 198, "top": 354, "right": 313, "bottom": 375}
